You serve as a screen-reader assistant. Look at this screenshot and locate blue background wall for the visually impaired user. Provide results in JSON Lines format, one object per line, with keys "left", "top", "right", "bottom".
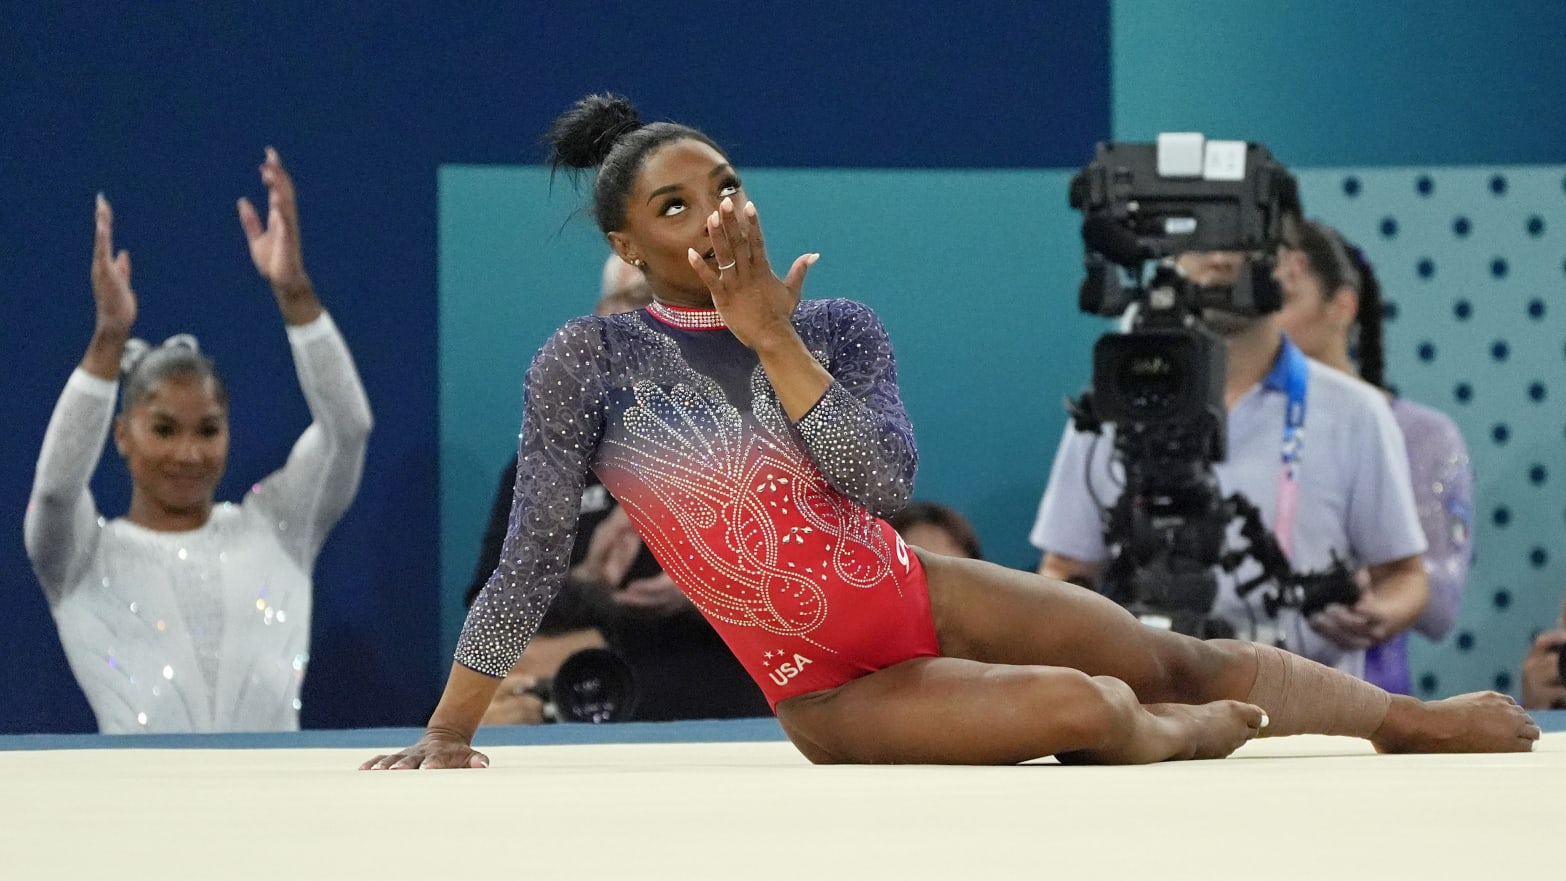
{"left": 4, "top": 0, "right": 1564, "bottom": 733}
{"left": 0, "top": 1, "right": 1108, "bottom": 733}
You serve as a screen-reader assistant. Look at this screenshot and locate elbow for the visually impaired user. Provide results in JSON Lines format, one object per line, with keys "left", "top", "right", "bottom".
{"left": 871, "top": 440, "right": 917, "bottom": 514}
{"left": 22, "top": 517, "right": 62, "bottom": 589}
{"left": 1414, "top": 579, "right": 1462, "bottom": 640}
{"left": 874, "top": 474, "right": 915, "bottom": 518}
{"left": 859, "top": 480, "right": 913, "bottom": 520}
{"left": 28, "top": 489, "right": 73, "bottom": 515}
{"left": 350, "top": 413, "right": 374, "bottom": 446}
{"left": 346, "top": 399, "right": 375, "bottom": 441}
{"left": 329, "top": 404, "right": 375, "bottom": 447}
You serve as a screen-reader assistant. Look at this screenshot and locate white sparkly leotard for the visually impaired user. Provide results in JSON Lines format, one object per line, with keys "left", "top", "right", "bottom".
{"left": 23, "top": 313, "right": 372, "bottom": 733}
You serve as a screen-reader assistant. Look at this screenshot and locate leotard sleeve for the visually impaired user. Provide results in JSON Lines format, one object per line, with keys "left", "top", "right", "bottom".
{"left": 454, "top": 318, "right": 607, "bottom": 677}
{"left": 792, "top": 299, "right": 918, "bottom": 517}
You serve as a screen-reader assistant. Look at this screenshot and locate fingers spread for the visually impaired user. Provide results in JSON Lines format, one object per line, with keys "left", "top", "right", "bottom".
{"left": 365, "top": 753, "right": 406, "bottom": 770}
{"left": 782, "top": 252, "right": 820, "bottom": 297}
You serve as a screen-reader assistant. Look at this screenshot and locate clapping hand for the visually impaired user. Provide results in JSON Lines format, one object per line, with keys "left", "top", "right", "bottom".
{"left": 237, "top": 147, "right": 312, "bottom": 296}
{"left": 91, "top": 195, "right": 136, "bottom": 336}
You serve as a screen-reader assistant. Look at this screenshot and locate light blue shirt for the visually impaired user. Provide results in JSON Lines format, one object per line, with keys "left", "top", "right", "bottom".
{"left": 1030, "top": 340, "right": 1427, "bottom": 677}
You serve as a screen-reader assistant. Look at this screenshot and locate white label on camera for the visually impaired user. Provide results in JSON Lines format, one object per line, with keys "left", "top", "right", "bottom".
{"left": 1157, "top": 132, "right": 1205, "bottom": 177}
{"left": 1204, "top": 140, "right": 1247, "bottom": 181}
{"left": 1164, "top": 216, "right": 1197, "bottom": 235}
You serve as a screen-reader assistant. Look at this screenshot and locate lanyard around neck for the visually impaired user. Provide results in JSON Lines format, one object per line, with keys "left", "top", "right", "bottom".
{"left": 1271, "top": 338, "right": 1309, "bottom": 558}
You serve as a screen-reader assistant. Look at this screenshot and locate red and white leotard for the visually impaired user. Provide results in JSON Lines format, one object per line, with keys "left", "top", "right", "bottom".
{"left": 457, "top": 299, "right": 939, "bottom": 706}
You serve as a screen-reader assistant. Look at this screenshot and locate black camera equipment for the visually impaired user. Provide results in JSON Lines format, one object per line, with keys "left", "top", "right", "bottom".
{"left": 1064, "top": 136, "right": 1358, "bottom": 638}
{"left": 525, "top": 647, "right": 639, "bottom": 723}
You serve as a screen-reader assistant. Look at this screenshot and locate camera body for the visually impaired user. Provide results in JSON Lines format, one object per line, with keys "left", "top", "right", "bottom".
{"left": 526, "top": 647, "right": 638, "bottom": 723}
{"left": 1064, "top": 135, "right": 1353, "bottom": 637}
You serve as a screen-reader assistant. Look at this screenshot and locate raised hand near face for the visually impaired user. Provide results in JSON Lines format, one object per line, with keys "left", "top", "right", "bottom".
{"left": 686, "top": 197, "right": 818, "bottom": 353}
{"left": 237, "top": 147, "right": 311, "bottom": 295}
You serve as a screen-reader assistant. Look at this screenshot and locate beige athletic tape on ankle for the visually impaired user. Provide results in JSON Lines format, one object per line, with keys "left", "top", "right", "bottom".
{"left": 1245, "top": 644, "right": 1390, "bottom": 738}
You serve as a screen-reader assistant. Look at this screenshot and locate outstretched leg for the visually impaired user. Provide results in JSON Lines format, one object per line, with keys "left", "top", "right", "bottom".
{"left": 774, "top": 656, "right": 1266, "bottom": 765}
{"left": 918, "top": 551, "right": 1539, "bottom": 753}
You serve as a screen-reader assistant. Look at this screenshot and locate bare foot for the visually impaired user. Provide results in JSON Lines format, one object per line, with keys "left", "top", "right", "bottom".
{"left": 1371, "top": 692, "right": 1541, "bottom": 754}
{"left": 1149, "top": 701, "right": 1270, "bottom": 760}
{"left": 1059, "top": 700, "right": 1267, "bottom": 764}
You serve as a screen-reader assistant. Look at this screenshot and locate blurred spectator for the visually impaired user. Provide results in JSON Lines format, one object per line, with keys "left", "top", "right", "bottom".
{"left": 1520, "top": 594, "right": 1566, "bottom": 710}
{"left": 1273, "top": 218, "right": 1472, "bottom": 694}
{"left": 888, "top": 500, "right": 983, "bottom": 560}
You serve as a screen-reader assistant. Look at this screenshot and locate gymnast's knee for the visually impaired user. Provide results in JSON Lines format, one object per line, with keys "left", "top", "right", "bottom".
{"left": 775, "top": 695, "right": 847, "bottom": 764}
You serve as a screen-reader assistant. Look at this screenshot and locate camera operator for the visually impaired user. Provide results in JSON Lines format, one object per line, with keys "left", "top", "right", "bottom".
{"left": 1520, "top": 593, "right": 1566, "bottom": 710}
{"left": 1032, "top": 216, "right": 1430, "bottom": 677}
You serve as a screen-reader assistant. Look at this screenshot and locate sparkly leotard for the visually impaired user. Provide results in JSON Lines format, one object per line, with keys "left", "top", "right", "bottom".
{"left": 24, "top": 314, "right": 372, "bottom": 733}
{"left": 457, "top": 298, "right": 940, "bottom": 707}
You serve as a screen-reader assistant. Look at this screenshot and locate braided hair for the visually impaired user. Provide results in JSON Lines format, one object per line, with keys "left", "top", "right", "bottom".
{"left": 1339, "top": 239, "right": 1387, "bottom": 391}
{"left": 1281, "top": 218, "right": 1387, "bottom": 390}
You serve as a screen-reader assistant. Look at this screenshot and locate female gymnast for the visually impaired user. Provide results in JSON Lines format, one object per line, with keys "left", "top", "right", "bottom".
{"left": 26, "top": 149, "right": 372, "bottom": 732}
{"left": 364, "top": 95, "right": 1537, "bottom": 768}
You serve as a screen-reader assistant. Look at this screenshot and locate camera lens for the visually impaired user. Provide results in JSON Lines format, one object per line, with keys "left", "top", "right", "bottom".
{"left": 549, "top": 647, "right": 638, "bottom": 723}
{"left": 1116, "top": 349, "right": 1183, "bottom": 415}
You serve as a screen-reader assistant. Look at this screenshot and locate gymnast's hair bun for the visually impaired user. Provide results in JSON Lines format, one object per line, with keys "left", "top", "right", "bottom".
{"left": 120, "top": 333, "right": 202, "bottom": 377}
{"left": 546, "top": 93, "right": 643, "bottom": 170}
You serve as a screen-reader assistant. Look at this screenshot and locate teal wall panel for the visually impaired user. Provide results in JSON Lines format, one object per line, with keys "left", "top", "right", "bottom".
{"left": 1299, "top": 165, "right": 1566, "bottom": 698}
{"left": 1111, "top": 0, "right": 1566, "bottom": 166}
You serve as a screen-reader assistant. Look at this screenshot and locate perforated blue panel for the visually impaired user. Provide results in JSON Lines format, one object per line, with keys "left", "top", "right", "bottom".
{"left": 1300, "top": 167, "right": 1565, "bottom": 698}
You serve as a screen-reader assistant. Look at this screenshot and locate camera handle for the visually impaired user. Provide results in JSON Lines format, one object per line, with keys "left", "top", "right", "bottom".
{"left": 1226, "top": 492, "right": 1360, "bottom": 618}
